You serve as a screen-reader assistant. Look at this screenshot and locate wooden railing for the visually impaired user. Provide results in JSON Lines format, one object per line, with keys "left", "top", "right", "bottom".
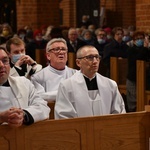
{"left": 110, "top": 57, "right": 127, "bottom": 95}
{"left": 0, "top": 109, "right": 150, "bottom": 150}
{"left": 47, "top": 101, "right": 55, "bottom": 119}
{"left": 110, "top": 57, "right": 150, "bottom": 111}
{"left": 136, "top": 60, "right": 150, "bottom": 111}
{"left": 35, "top": 49, "right": 47, "bottom": 67}
{"left": 67, "top": 52, "right": 76, "bottom": 69}
{"left": 67, "top": 52, "right": 80, "bottom": 69}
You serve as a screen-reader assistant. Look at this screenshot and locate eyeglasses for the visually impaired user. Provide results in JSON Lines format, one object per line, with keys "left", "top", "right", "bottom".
{"left": 0, "top": 58, "right": 9, "bottom": 65}
{"left": 97, "top": 34, "right": 106, "bottom": 36}
{"left": 48, "top": 47, "right": 68, "bottom": 53}
{"left": 115, "top": 33, "right": 123, "bottom": 36}
{"left": 78, "top": 55, "right": 101, "bottom": 61}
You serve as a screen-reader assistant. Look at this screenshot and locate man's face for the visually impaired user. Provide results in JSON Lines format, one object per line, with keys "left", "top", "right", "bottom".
{"left": 83, "top": 31, "right": 92, "bottom": 40}
{"left": 46, "top": 42, "right": 68, "bottom": 70}
{"left": 0, "top": 50, "right": 10, "bottom": 85}
{"left": 97, "top": 31, "right": 106, "bottom": 40}
{"left": 9, "top": 44, "right": 26, "bottom": 59}
{"left": 76, "top": 47, "right": 100, "bottom": 78}
{"left": 114, "top": 30, "right": 124, "bottom": 42}
{"left": 68, "top": 29, "right": 78, "bottom": 42}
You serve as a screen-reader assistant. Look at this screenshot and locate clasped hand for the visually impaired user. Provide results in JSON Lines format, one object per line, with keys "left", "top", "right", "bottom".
{"left": 0, "top": 107, "right": 24, "bottom": 127}
{"left": 15, "top": 55, "right": 35, "bottom": 67}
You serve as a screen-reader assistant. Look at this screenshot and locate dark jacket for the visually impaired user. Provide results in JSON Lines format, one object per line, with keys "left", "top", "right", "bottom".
{"left": 67, "top": 38, "right": 86, "bottom": 53}
{"left": 127, "top": 44, "right": 150, "bottom": 82}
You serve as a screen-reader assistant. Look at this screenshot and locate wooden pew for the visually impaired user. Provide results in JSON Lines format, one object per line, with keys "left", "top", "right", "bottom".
{"left": 35, "top": 49, "right": 47, "bottom": 67}
{"left": 0, "top": 110, "right": 150, "bottom": 150}
{"left": 110, "top": 57, "right": 127, "bottom": 95}
{"left": 110, "top": 58, "right": 150, "bottom": 112}
{"left": 47, "top": 101, "right": 55, "bottom": 119}
{"left": 67, "top": 52, "right": 76, "bottom": 69}
{"left": 67, "top": 52, "right": 79, "bottom": 69}
{"left": 136, "top": 60, "right": 150, "bottom": 111}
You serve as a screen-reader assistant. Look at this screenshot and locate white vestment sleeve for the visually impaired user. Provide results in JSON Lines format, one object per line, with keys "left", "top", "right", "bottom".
{"left": 23, "top": 79, "right": 50, "bottom": 122}
{"left": 111, "top": 85, "right": 126, "bottom": 114}
{"left": 55, "top": 82, "right": 77, "bottom": 119}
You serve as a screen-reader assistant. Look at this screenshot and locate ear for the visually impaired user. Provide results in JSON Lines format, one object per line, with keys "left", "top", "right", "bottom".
{"left": 46, "top": 52, "right": 51, "bottom": 61}
{"left": 76, "top": 59, "right": 81, "bottom": 68}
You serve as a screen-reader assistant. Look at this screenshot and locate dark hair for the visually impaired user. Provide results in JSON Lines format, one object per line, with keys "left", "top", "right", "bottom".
{"left": 6, "top": 37, "right": 25, "bottom": 53}
{"left": 132, "top": 31, "right": 145, "bottom": 40}
{"left": 17, "top": 28, "right": 26, "bottom": 35}
{"left": 0, "top": 46, "right": 9, "bottom": 55}
{"left": 50, "top": 27, "right": 63, "bottom": 39}
{"left": 111, "top": 27, "right": 123, "bottom": 36}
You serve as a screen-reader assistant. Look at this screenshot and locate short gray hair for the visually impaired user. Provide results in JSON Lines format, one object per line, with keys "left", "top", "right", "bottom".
{"left": 46, "top": 38, "right": 67, "bottom": 52}
{"left": 76, "top": 45, "right": 98, "bottom": 58}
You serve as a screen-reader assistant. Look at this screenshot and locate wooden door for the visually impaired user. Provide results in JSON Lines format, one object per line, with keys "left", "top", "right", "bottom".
{"left": 0, "top": 0, "right": 17, "bottom": 32}
{"left": 76, "top": 0, "right": 100, "bottom": 28}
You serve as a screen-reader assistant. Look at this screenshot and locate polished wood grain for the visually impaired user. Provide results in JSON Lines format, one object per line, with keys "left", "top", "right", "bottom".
{"left": 0, "top": 111, "right": 150, "bottom": 150}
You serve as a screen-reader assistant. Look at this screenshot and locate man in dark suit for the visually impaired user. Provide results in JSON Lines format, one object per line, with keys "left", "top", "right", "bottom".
{"left": 79, "top": 15, "right": 92, "bottom": 29}
{"left": 66, "top": 27, "right": 86, "bottom": 53}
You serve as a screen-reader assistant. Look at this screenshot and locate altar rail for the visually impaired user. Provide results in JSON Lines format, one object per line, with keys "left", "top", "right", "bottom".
{"left": 0, "top": 110, "right": 150, "bottom": 150}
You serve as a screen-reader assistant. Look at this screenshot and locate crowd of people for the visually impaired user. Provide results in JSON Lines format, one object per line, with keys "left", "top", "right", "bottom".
{"left": 0, "top": 19, "right": 150, "bottom": 127}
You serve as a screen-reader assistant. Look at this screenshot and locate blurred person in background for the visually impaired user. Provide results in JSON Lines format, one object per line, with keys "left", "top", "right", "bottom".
{"left": 126, "top": 31, "right": 150, "bottom": 112}
{"left": 67, "top": 27, "right": 86, "bottom": 53}
{"left": 94, "top": 28, "right": 108, "bottom": 57}
{"left": 0, "top": 23, "right": 14, "bottom": 45}
{"left": 81, "top": 29, "right": 95, "bottom": 46}
{"left": 122, "top": 28, "right": 132, "bottom": 43}
{"left": 102, "top": 27, "right": 128, "bottom": 77}
{"left": 33, "top": 29, "right": 47, "bottom": 49}
{"left": 17, "top": 28, "right": 26, "bottom": 41}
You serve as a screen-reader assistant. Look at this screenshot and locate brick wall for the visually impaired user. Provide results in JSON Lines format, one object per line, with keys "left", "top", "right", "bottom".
{"left": 100, "top": 0, "right": 135, "bottom": 28}
{"left": 16, "top": 0, "right": 60, "bottom": 30}
{"left": 60, "top": 0, "right": 76, "bottom": 28}
{"left": 136, "top": 0, "right": 150, "bottom": 32}
{"left": 16, "top": 0, "right": 37, "bottom": 30}
{"left": 15, "top": 0, "right": 150, "bottom": 32}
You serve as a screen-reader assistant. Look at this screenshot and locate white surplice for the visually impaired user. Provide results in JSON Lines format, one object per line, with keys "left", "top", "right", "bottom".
{"left": 55, "top": 71, "right": 126, "bottom": 119}
{"left": 31, "top": 65, "right": 77, "bottom": 101}
{"left": 10, "top": 64, "right": 42, "bottom": 78}
{"left": 0, "top": 76, "right": 50, "bottom": 122}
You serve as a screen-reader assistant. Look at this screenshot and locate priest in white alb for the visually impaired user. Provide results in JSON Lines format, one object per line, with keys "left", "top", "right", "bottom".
{"left": 55, "top": 45, "right": 126, "bottom": 119}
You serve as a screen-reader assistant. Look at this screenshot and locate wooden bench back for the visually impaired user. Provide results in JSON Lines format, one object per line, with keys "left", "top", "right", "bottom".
{"left": 110, "top": 57, "right": 127, "bottom": 95}
{"left": 110, "top": 58, "right": 150, "bottom": 111}
{"left": 136, "top": 60, "right": 150, "bottom": 111}
{"left": 0, "top": 111, "right": 150, "bottom": 150}
{"left": 35, "top": 49, "right": 47, "bottom": 67}
{"left": 47, "top": 101, "right": 55, "bottom": 119}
